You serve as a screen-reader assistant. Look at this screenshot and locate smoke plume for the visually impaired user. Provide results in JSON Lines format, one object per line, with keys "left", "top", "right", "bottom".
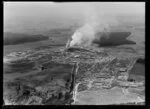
{"left": 69, "top": 4, "right": 113, "bottom": 47}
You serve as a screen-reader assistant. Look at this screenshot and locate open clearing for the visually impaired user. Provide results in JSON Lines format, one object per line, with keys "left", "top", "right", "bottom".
{"left": 73, "top": 87, "right": 144, "bottom": 105}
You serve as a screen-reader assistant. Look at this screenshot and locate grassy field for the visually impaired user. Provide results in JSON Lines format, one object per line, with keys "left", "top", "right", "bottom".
{"left": 4, "top": 60, "right": 35, "bottom": 74}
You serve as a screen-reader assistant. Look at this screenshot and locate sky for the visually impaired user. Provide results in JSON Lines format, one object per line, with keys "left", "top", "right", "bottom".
{"left": 4, "top": 2, "right": 145, "bottom": 33}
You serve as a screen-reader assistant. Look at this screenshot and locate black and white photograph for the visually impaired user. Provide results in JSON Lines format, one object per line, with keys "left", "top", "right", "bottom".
{"left": 3, "top": 2, "right": 145, "bottom": 105}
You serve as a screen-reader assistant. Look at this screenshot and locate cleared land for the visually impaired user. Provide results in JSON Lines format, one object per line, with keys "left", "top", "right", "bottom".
{"left": 3, "top": 26, "right": 145, "bottom": 105}
{"left": 73, "top": 87, "right": 143, "bottom": 105}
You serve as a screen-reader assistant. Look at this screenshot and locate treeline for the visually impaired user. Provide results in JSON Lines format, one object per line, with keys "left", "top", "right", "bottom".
{"left": 93, "top": 32, "right": 136, "bottom": 47}
{"left": 136, "top": 58, "right": 145, "bottom": 64}
{"left": 4, "top": 32, "right": 49, "bottom": 45}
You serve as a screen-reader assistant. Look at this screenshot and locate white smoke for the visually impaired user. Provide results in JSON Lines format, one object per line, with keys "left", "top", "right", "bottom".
{"left": 69, "top": 4, "right": 113, "bottom": 47}
{"left": 70, "top": 23, "right": 96, "bottom": 47}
